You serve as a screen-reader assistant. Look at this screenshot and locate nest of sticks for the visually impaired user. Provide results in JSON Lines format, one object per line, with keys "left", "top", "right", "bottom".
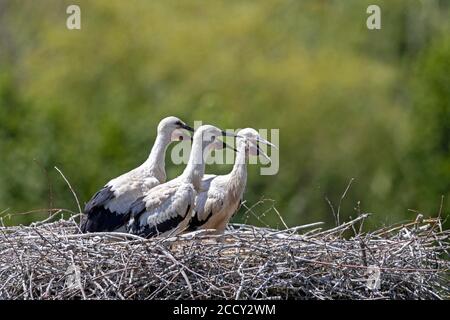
{"left": 0, "top": 210, "right": 449, "bottom": 300}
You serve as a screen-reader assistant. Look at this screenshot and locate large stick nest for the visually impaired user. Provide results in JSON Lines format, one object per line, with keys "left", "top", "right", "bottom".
{"left": 0, "top": 212, "right": 448, "bottom": 300}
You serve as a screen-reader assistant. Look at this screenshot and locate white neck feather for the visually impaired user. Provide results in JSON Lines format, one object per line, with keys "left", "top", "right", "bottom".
{"left": 142, "top": 132, "right": 171, "bottom": 182}
{"left": 181, "top": 138, "right": 207, "bottom": 191}
{"left": 228, "top": 139, "right": 248, "bottom": 199}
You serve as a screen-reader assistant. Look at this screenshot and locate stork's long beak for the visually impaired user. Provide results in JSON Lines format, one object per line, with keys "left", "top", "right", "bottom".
{"left": 256, "top": 136, "right": 277, "bottom": 149}
{"left": 256, "top": 144, "right": 271, "bottom": 163}
{"left": 222, "top": 141, "right": 238, "bottom": 153}
{"left": 180, "top": 124, "right": 195, "bottom": 132}
{"left": 221, "top": 130, "right": 243, "bottom": 138}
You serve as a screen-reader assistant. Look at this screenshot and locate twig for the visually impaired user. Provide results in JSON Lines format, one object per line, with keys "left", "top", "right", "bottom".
{"left": 54, "top": 166, "right": 82, "bottom": 214}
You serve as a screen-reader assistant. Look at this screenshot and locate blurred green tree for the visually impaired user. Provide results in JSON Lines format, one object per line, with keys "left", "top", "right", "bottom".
{"left": 0, "top": 0, "right": 448, "bottom": 229}
{"left": 407, "top": 36, "right": 450, "bottom": 221}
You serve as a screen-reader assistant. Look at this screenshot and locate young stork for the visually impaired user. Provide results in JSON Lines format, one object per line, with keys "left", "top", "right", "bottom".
{"left": 127, "top": 125, "right": 239, "bottom": 238}
{"left": 80, "top": 116, "right": 194, "bottom": 233}
{"left": 188, "top": 128, "right": 275, "bottom": 234}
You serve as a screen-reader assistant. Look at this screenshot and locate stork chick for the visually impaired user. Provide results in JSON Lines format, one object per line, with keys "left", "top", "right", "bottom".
{"left": 80, "top": 116, "right": 194, "bottom": 233}
{"left": 188, "top": 128, "right": 275, "bottom": 234}
{"left": 127, "top": 125, "right": 239, "bottom": 238}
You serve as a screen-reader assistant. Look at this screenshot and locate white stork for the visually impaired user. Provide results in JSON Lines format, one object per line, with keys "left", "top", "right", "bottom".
{"left": 126, "top": 125, "right": 239, "bottom": 238}
{"left": 80, "top": 116, "right": 194, "bottom": 233}
{"left": 188, "top": 128, "right": 275, "bottom": 234}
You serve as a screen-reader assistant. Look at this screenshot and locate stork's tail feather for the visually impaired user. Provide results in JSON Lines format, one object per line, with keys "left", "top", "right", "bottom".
{"left": 188, "top": 210, "right": 213, "bottom": 231}
{"left": 80, "top": 207, "right": 130, "bottom": 233}
{"left": 79, "top": 214, "right": 89, "bottom": 233}
{"left": 79, "top": 212, "right": 99, "bottom": 233}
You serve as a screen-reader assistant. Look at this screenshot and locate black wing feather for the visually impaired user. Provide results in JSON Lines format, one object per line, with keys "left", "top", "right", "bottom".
{"left": 81, "top": 185, "right": 127, "bottom": 233}
{"left": 135, "top": 205, "right": 191, "bottom": 238}
{"left": 84, "top": 185, "right": 115, "bottom": 212}
{"left": 126, "top": 196, "right": 147, "bottom": 234}
{"left": 80, "top": 206, "right": 130, "bottom": 233}
{"left": 129, "top": 196, "right": 147, "bottom": 218}
{"left": 187, "top": 210, "right": 213, "bottom": 231}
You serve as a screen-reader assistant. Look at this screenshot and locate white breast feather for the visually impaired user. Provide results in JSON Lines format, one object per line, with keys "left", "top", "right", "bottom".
{"left": 195, "top": 173, "right": 246, "bottom": 231}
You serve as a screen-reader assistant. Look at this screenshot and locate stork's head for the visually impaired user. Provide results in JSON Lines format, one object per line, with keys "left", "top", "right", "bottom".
{"left": 157, "top": 116, "right": 194, "bottom": 142}
{"left": 193, "top": 125, "right": 239, "bottom": 153}
{"left": 237, "top": 128, "right": 276, "bottom": 162}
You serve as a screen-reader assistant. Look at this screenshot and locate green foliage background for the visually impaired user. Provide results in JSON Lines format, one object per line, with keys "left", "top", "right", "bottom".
{"left": 0, "top": 0, "right": 449, "bottom": 229}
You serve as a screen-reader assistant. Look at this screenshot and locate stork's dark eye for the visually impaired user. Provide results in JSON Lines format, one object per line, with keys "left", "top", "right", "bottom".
{"left": 175, "top": 121, "right": 182, "bottom": 126}
{"left": 211, "top": 135, "right": 216, "bottom": 141}
{"left": 179, "top": 136, "right": 183, "bottom": 141}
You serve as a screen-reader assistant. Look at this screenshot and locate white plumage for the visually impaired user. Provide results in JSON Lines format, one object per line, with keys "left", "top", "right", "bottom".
{"left": 188, "top": 128, "right": 275, "bottom": 234}
{"left": 127, "top": 125, "right": 238, "bottom": 238}
{"left": 80, "top": 116, "right": 194, "bottom": 233}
